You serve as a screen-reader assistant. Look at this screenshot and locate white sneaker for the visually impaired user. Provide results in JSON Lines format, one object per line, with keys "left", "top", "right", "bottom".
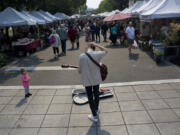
{"left": 88, "top": 115, "right": 98, "bottom": 122}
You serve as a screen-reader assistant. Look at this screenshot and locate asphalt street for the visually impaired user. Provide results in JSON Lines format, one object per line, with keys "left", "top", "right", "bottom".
{"left": 0, "top": 36, "right": 180, "bottom": 86}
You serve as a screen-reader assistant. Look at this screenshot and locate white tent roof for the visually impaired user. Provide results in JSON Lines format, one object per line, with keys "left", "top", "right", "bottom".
{"left": 30, "top": 11, "right": 53, "bottom": 23}
{"left": 0, "top": 7, "right": 36, "bottom": 27}
{"left": 121, "top": 8, "right": 128, "bottom": 13}
{"left": 46, "top": 12, "right": 60, "bottom": 21}
{"left": 141, "top": 0, "right": 180, "bottom": 19}
{"left": 122, "top": 1, "right": 146, "bottom": 14}
{"left": 54, "top": 12, "right": 70, "bottom": 20}
{"left": 71, "top": 14, "right": 81, "bottom": 19}
{"left": 135, "top": 0, "right": 163, "bottom": 15}
{"left": 97, "top": 12, "right": 110, "bottom": 17}
{"left": 39, "top": 10, "right": 58, "bottom": 21}
{"left": 21, "top": 11, "right": 46, "bottom": 25}
{"left": 107, "top": 9, "right": 120, "bottom": 16}
{"left": 131, "top": 1, "right": 148, "bottom": 14}
{"left": 135, "top": 0, "right": 153, "bottom": 14}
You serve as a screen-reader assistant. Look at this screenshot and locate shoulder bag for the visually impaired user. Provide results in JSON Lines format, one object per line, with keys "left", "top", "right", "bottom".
{"left": 85, "top": 53, "right": 108, "bottom": 81}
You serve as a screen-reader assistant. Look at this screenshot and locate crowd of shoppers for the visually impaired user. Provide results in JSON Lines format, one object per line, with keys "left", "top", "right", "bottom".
{"left": 46, "top": 18, "right": 137, "bottom": 58}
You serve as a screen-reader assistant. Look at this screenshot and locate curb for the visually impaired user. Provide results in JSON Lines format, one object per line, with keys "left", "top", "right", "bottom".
{"left": 0, "top": 79, "right": 180, "bottom": 90}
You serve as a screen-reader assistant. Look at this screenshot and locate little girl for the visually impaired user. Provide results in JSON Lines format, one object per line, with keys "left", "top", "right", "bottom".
{"left": 21, "top": 68, "right": 32, "bottom": 98}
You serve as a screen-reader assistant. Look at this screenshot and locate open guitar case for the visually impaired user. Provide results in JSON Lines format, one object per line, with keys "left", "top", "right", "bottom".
{"left": 72, "top": 88, "right": 113, "bottom": 105}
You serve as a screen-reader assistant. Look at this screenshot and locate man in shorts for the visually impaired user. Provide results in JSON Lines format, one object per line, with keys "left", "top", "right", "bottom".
{"left": 125, "top": 22, "right": 135, "bottom": 55}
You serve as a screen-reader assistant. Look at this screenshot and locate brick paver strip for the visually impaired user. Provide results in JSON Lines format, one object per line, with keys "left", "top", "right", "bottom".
{"left": 0, "top": 83, "right": 180, "bottom": 135}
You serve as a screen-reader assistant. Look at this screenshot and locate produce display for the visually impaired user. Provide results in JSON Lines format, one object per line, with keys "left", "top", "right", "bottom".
{"left": 12, "top": 38, "right": 35, "bottom": 46}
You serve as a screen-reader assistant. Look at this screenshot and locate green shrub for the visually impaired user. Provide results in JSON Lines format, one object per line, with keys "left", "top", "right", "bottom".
{"left": 164, "top": 23, "right": 180, "bottom": 46}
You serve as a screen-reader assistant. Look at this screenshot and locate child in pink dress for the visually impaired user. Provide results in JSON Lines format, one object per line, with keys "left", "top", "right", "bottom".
{"left": 21, "top": 68, "right": 32, "bottom": 98}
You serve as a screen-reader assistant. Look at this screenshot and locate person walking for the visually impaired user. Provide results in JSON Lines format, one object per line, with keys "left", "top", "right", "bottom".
{"left": 75, "top": 25, "right": 80, "bottom": 49}
{"left": 110, "top": 23, "right": 118, "bottom": 45}
{"left": 21, "top": 68, "right": 32, "bottom": 98}
{"left": 58, "top": 24, "right": 68, "bottom": 55}
{"left": 90, "top": 23, "right": 96, "bottom": 41}
{"left": 85, "top": 23, "right": 91, "bottom": 42}
{"left": 78, "top": 42, "right": 108, "bottom": 122}
{"left": 49, "top": 30, "right": 61, "bottom": 58}
{"left": 68, "top": 25, "right": 77, "bottom": 49}
{"left": 125, "top": 22, "right": 135, "bottom": 55}
{"left": 95, "top": 23, "right": 101, "bottom": 43}
{"left": 101, "top": 22, "right": 108, "bottom": 42}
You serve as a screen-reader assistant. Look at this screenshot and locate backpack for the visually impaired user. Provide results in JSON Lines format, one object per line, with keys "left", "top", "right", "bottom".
{"left": 49, "top": 35, "right": 56, "bottom": 44}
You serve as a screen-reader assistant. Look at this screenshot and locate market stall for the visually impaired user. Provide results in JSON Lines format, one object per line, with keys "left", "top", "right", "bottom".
{"left": 0, "top": 7, "right": 36, "bottom": 27}
{"left": 139, "top": 0, "right": 180, "bottom": 62}
{"left": 12, "top": 38, "right": 41, "bottom": 56}
{"left": 140, "top": 0, "right": 180, "bottom": 20}
{"left": 0, "top": 7, "right": 40, "bottom": 55}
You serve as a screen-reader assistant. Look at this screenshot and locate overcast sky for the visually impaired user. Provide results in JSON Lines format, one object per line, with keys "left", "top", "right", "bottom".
{"left": 86, "top": 0, "right": 103, "bottom": 9}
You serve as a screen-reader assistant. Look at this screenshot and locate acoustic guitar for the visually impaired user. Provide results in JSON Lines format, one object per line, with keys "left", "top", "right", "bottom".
{"left": 61, "top": 63, "right": 108, "bottom": 81}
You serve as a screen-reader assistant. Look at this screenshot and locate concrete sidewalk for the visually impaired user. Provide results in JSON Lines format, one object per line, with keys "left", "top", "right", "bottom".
{"left": 0, "top": 82, "right": 180, "bottom": 135}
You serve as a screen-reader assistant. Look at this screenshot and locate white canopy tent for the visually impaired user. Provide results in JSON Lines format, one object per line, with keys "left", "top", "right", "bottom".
{"left": 21, "top": 11, "right": 46, "bottom": 25}
{"left": 121, "top": 8, "right": 128, "bottom": 13}
{"left": 46, "top": 12, "right": 60, "bottom": 21}
{"left": 141, "top": 0, "right": 180, "bottom": 19}
{"left": 0, "top": 7, "right": 36, "bottom": 27}
{"left": 39, "top": 10, "right": 58, "bottom": 21}
{"left": 71, "top": 14, "right": 81, "bottom": 19}
{"left": 134, "top": 0, "right": 162, "bottom": 15}
{"left": 30, "top": 11, "right": 53, "bottom": 23}
{"left": 122, "top": 1, "right": 146, "bottom": 14}
{"left": 54, "top": 12, "right": 70, "bottom": 20}
{"left": 131, "top": 1, "right": 148, "bottom": 14}
{"left": 97, "top": 12, "right": 110, "bottom": 17}
{"left": 106, "top": 9, "right": 120, "bottom": 17}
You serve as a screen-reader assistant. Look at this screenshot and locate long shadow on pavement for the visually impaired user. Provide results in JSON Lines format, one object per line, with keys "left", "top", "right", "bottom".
{"left": 16, "top": 98, "right": 27, "bottom": 107}
{"left": 97, "top": 120, "right": 110, "bottom": 135}
{"left": 0, "top": 55, "right": 45, "bottom": 84}
{"left": 86, "top": 123, "right": 97, "bottom": 135}
{"left": 48, "top": 57, "right": 60, "bottom": 62}
{"left": 141, "top": 49, "right": 173, "bottom": 67}
{"left": 129, "top": 53, "right": 139, "bottom": 61}
{"left": 105, "top": 44, "right": 127, "bottom": 49}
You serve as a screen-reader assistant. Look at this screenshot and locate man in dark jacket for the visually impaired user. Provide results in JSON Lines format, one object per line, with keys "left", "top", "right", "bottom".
{"left": 101, "top": 22, "right": 108, "bottom": 42}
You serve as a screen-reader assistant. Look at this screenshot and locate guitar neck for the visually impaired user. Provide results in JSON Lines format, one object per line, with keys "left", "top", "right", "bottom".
{"left": 69, "top": 65, "right": 79, "bottom": 68}
{"left": 61, "top": 64, "right": 79, "bottom": 68}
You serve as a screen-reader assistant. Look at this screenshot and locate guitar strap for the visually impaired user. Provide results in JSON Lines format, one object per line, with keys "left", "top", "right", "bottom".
{"left": 85, "top": 53, "right": 102, "bottom": 69}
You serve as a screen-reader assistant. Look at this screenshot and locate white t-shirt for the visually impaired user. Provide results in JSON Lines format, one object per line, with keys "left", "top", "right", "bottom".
{"left": 79, "top": 49, "right": 107, "bottom": 87}
{"left": 125, "top": 26, "right": 135, "bottom": 40}
{"left": 49, "top": 33, "right": 60, "bottom": 48}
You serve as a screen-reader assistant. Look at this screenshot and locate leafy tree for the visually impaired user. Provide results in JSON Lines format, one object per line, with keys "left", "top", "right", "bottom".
{"left": 0, "top": 0, "right": 87, "bottom": 15}
{"left": 97, "top": 0, "right": 128, "bottom": 13}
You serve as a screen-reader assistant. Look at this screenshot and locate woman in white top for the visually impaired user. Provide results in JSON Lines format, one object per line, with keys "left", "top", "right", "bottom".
{"left": 49, "top": 30, "right": 61, "bottom": 58}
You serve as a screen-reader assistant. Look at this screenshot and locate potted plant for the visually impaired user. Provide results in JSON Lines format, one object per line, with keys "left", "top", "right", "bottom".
{"left": 153, "top": 49, "right": 163, "bottom": 64}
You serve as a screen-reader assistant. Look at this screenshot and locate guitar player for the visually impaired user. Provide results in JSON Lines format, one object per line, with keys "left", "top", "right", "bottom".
{"left": 78, "top": 42, "right": 108, "bottom": 122}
